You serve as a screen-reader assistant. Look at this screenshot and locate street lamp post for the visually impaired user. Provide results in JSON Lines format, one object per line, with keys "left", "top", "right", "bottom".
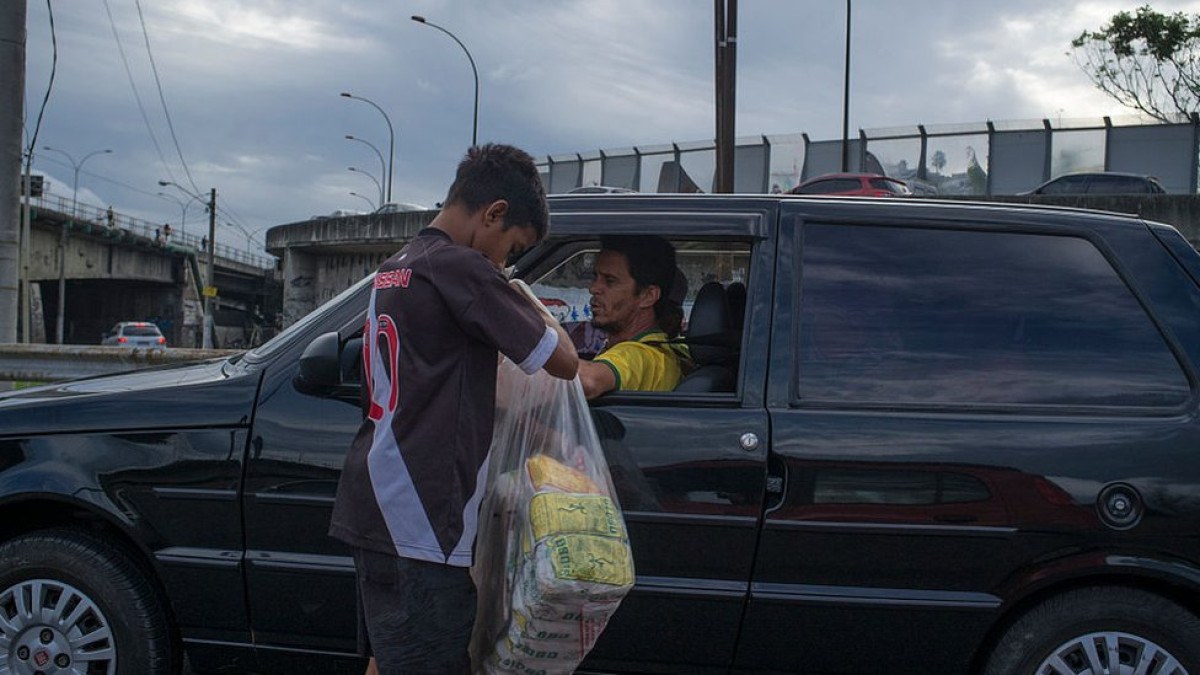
{"left": 42, "top": 146, "right": 111, "bottom": 344}
{"left": 345, "top": 136, "right": 387, "bottom": 205}
{"left": 160, "top": 180, "right": 217, "bottom": 349}
{"left": 349, "top": 191, "right": 376, "bottom": 211}
{"left": 157, "top": 190, "right": 205, "bottom": 242}
{"left": 224, "top": 221, "right": 267, "bottom": 253}
{"left": 339, "top": 93, "right": 394, "bottom": 204}
{"left": 348, "top": 167, "right": 383, "bottom": 206}
{"left": 411, "top": 15, "right": 479, "bottom": 147}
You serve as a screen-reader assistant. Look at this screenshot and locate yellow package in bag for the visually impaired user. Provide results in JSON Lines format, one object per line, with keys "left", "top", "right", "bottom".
{"left": 529, "top": 492, "right": 627, "bottom": 541}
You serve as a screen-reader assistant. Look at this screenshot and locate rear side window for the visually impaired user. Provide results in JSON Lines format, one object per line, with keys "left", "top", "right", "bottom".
{"left": 1039, "top": 175, "right": 1087, "bottom": 194}
{"left": 869, "top": 178, "right": 910, "bottom": 195}
{"left": 1088, "top": 176, "right": 1146, "bottom": 194}
{"left": 797, "top": 224, "right": 1190, "bottom": 409}
{"left": 797, "top": 178, "right": 860, "bottom": 194}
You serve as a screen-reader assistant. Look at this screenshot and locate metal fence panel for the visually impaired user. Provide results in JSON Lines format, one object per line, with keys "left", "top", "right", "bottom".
{"left": 549, "top": 158, "right": 582, "bottom": 194}
{"left": 1107, "top": 123, "right": 1196, "bottom": 193}
{"left": 991, "top": 130, "right": 1048, "bottom": 194}
{"left": 734, "top": 142, "right": 768, "bottom": 193}
{"left": 601, "top": 153, "right": 639, "bottom": 190}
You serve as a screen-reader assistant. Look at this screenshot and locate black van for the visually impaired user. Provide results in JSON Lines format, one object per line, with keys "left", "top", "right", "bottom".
{"left": 1, "top": 195, "right": 1199, "bottom": 674}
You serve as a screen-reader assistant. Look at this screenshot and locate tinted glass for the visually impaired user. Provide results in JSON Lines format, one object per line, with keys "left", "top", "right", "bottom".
{"left": 797, "top": 178, "right": 860, "bottom": 194}
{"left": 869, "top": 178, "right": 910, "bottom": 194}
{"left": 123, "top": 326, "right": 162, "bottom": 337}
{"left": 797, "top": 224, "right": 1189, "bottom": 407}
{"left": 1038, "top": 175, "right": 1088, "bottom": 194}
{"left": 1088, "top": 175, "right": 1146, "bottom": 194}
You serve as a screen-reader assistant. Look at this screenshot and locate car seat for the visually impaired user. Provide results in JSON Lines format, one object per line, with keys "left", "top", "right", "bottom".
{"left": 726, "top": 281, "right": 746, "bottom": 331}
{"left": 675, "top": 282, "right": 736, "bottom": 393}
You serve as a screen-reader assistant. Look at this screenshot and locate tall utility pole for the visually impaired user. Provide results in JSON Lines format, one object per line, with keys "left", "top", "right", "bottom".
{"left": 714, "top": 0, "right": 737, "bottom": 193}
{"left": 204, "top": 188, "right": 216, "bottom": 349}
{"left": 161, "top": 180, "right": 217, "bottom": 348}
{"left": 840, "top": 0, "right": 852, "bottom": 172}
{"left": 0, "top": 1, "right": 26, "bottom": 347}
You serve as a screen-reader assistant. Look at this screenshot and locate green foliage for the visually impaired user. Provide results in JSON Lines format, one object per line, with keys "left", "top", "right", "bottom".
{"left": 1069, "top": 5, "right": 1200, "bottom": 121}
{"left": 966, "top": 147, "right": 987, "bottom": 194}
{"left": 930, "top": 150, "right": 947, "bottom": 175}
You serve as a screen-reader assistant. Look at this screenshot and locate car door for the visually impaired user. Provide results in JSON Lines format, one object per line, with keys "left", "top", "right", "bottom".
{"left": 524, "top": 204, "right": 776, "bottom": 674}
{"left": 735, "top": 202, "right": 1194, "bottom": 674}
{"left": 239, "top": 279, "right": 373, "bottom": 667}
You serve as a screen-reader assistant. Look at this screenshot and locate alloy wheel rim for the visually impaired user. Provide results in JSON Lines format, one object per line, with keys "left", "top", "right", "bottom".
{"left": 0, "top": 579, "right": 116, "bottom": 674}
{"left": 1037, "top": 631, "right": 1187, "bottom": 675}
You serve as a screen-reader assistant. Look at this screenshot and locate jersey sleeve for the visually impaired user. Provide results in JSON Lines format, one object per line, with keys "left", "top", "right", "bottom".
{"left": 442, "top": 250, "right": 557, "bottom": 374}
{"left": 594, "top": 341, "right": 661, "bottom": 391}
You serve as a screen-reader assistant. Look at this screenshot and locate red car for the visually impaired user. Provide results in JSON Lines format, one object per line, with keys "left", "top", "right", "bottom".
{"left": 790, "top": 172, "right": 912, "bottom": 197}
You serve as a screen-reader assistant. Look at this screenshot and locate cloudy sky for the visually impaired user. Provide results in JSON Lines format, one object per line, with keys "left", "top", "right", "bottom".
{"left": 22, "top": 0, "right": 1200, "bottom": 252}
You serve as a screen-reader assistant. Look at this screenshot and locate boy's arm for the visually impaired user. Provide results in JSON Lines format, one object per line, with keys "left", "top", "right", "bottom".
{"left": 509, "top": 279, "right": 578, "bottom": 380}
{"left": 542, "top": 318, "right": 580, "bottom": 380}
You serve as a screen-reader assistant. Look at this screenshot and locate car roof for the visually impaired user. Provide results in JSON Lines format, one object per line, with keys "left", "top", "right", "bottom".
{"left": 800, "top": 172, "right": 899, "bottom": 181}
{"left": 1048, "top": 171, "right": 1158, "bottom": 180}
{"left": 544, "top": 192, "right": 1152, "bottom": 238}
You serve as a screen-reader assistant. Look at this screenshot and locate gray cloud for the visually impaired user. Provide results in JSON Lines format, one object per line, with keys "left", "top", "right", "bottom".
{"left": 22, "top": 0, "right": 1200, "bottom": 250}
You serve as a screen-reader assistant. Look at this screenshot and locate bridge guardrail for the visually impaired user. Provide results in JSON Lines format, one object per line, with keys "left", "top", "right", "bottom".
{"left": 0, "top": 344, "right": 243, "bottom": 383}
{"left": 29, "top": 194, "right": 277, "bottom": 269}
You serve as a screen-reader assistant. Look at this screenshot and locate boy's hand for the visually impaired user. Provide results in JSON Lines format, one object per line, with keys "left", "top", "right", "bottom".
{"left": 509, "top": 279, "right": 558, "bottom": 324}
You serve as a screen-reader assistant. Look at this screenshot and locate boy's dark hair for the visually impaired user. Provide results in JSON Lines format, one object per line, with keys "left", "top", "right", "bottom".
{"left": 599, "top": 235, "right": 684, "bottom": 337}
{"left": 443, "top": 143, "right": 549, "bottom": 240}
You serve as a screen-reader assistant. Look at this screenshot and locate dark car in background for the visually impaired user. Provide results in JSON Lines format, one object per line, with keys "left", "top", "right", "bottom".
{"left": 790, "top": 172, "right": 912, "bottom": 197}
{"left": 2, "top": 194, "right": 1200, "bottom": 674}
{"left": 1021, "top": 171, "right": 1167, "bottom": 195}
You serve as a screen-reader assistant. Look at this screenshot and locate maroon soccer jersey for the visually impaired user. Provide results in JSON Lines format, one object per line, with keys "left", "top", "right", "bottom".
{"left": 330, "top": 228, "right": 557, "bottom": 566}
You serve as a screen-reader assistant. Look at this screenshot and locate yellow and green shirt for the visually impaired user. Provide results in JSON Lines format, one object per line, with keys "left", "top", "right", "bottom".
{"left": 594, "top": 330, "right": 690, "bottom": 392}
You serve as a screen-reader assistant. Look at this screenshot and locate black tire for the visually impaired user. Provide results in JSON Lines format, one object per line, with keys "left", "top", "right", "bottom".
{"left": 0, "top": 528, "right": 176, "bottom": 674}
{"left": 984, "top": 586, "right": 1200, "bottom": 675}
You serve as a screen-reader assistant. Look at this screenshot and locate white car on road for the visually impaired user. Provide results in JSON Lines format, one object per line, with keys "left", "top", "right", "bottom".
{"left": 102, "top": 321, "right": 167, "bottom": 348}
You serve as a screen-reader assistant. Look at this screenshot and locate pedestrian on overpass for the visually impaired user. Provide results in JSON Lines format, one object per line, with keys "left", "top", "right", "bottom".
{"left": 328, "top": 143, "right": 579, "bottom": 675}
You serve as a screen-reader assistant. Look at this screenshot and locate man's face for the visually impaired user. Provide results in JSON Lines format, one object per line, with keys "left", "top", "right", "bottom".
{"left": 589, "top": 250, "right": 649, "bottom": 333}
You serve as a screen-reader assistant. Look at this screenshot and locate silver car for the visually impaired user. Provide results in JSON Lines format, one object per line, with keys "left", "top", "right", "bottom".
{"left": 101, "top": 321, "right": 167, "bottom": 348}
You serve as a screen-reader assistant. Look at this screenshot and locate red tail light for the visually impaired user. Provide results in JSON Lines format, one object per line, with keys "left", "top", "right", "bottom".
{"left": 117, "top": 336, "right": 127, "bottom": 343}
{"left": 157, "top": 337, "right": 166, "bottom": 344}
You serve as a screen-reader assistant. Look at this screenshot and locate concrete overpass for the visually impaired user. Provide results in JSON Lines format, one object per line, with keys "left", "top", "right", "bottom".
{"left": 24, "top": 195, "right": 280, "bottom": 348}
{"left": 265, "top": 210, "right": 435, "bottom": 327}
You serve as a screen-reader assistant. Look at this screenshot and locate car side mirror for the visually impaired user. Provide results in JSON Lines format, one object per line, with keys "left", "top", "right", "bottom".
{"left": 295, "top": 332, "right": 343, "bottom": 393}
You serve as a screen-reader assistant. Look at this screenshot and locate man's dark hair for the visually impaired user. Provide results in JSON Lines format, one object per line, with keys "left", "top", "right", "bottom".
{"left": 444, "top": 143, "right": 549, "bottom": 240}
{"left": 599, "top": 235, "right": 683, "bottom": 337}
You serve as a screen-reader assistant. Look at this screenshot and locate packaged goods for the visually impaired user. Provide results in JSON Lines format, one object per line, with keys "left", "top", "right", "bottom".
{"left": 470, "top": 354, "right": 634, "bottom": 674}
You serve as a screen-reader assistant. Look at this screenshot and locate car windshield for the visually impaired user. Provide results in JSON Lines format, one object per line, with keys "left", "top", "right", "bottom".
{"left": 245, "top": 273, "right": 375, "bottom": 362}
{"left": 123, "top": 326, "right": 161, "bottom": 336}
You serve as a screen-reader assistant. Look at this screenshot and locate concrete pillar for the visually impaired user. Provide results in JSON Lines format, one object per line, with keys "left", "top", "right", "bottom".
{"left": 0, "top": 1, "right": 26, "bottom": 347}
{"left": 282, "top": 248, "right": 317, "bottom": 328}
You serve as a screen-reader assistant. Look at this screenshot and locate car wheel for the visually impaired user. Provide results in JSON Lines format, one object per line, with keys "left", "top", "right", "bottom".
{"left": 0, "top": 529, "right": 175, "bottom": 674}
{"left": 984, "top": 587, "right": 1200, "bottom": 675}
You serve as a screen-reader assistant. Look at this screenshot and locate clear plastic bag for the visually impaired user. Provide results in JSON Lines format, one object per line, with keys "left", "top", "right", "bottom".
{"left": 470, "top": 350, "right": 634, "bottom": 674}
